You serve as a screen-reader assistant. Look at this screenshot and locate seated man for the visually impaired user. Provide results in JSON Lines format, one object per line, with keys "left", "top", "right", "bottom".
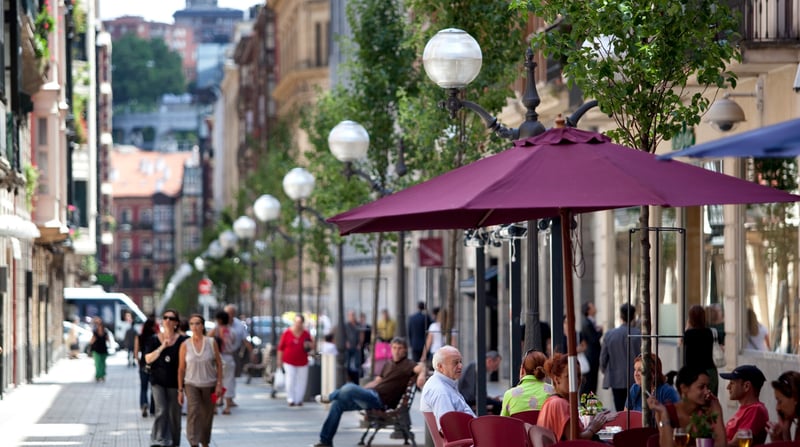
{"left": 721, "top": 364, "right": 769, "bottom": 446}
{"left": 314, "top": 337, "right": 423, "bottom": 447}
{"left": 420, "top": 345, "right": 475, "bottom": 432}
{"left": 458, "top": 350, "right": 503, "bottom": 414}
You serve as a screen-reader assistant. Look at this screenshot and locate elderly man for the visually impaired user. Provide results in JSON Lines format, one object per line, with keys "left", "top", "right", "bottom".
{"left": 420, "top": 345, "right": 475, "bottom": 431}
{"left": 313, "top": 337, "right": 423, "bottom": 447}
{"left": 458, "top": 350, "right": 503, "bottom": 414}
{"left": 721, "top": 365, "right": 769, "bottom": 446}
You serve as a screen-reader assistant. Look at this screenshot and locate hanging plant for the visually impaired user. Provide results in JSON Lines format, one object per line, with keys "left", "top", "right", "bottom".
{"left": 33, "top": 1, "right": 55, "bottom": 60}
{"left": 23, "top": 164, "right": 40, "bottom": 211}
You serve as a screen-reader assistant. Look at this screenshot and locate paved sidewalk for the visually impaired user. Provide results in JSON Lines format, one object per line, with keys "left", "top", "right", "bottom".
{"left": 0, "top": 353, "right": 431, "bottom": 447}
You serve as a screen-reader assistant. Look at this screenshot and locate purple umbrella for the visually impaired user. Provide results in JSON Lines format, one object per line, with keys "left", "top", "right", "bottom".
{"left": 328, "top": 127, "right": 800, "bottom": 434}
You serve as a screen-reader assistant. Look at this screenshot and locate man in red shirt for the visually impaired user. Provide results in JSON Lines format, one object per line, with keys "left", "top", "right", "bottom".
{"left": 721, "top": 364, "right": 769, "bottom": 446}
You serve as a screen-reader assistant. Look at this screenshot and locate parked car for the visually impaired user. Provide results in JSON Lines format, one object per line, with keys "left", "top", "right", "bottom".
{"left": 248, "top": 316, "right": 290, "bottom": 347}
{"left": 63, "top": 321, "right": 119, "bottom": 356}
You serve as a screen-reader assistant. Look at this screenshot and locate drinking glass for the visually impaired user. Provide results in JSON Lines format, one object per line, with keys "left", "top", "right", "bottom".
{"left": 736, "top": 429, "right": 752, "bottom": 447}
{"left": 674, "top": 428, "right": 690, "bottom": 447}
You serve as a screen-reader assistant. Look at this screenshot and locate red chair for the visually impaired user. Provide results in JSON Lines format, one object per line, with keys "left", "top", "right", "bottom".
{"left": 422, "top": 412, "right": 473, "bottom": 447}
{"left": 551, "top": 440, "right": 608, "bottom": 447}
{"left": 604, "top": 410, "right": 643, "bottom": 429}
{"left": 469, "top": 415, "right": 529, "bottom": 447}
{"left": 510, "top": 409, "right": 541, "bottom": 426}
{"left": 440, "top": 411, "right": 474, "bottom": 445}
{"left": 646, "top": 433, "right": 660, "bottom": 447}
{"left": 764, "top": 442, "right": 800, "bottom": 447}
{"left": 612, "top": 427, "right": 659, "bottom": 446}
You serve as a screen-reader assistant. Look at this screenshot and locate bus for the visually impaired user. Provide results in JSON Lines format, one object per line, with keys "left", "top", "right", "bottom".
{"left": 64, "top": 287, "right": 148, "bottom": 343}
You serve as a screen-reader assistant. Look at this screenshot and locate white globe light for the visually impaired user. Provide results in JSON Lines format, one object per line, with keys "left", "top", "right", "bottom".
{"left": 219, "top": 230, "right": 238, "bottom": 251}
{"left": 233, "top": 215, "right": 257, "bottom": 240}
{"left": 422, "top": 28, "right": 483, "bottom": 89}
{"left": 207, "top": 240, "right": 225, "bottom": 259}
{"left": 283, "top": 167, "right": 315, "bottom": 201}
{"left": 328, "top": 120, "right": 370, "bottom": 163}
{"left": 193, "top": 256, "right": 205, "bottom": 271}
{"left": 254, "top": 194, "right": 281, "bottom": 222}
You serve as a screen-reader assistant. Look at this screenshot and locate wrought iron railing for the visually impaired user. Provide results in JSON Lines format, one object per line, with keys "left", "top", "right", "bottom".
{"left": 733, "top": 0, "right": 800, "bottom": 42}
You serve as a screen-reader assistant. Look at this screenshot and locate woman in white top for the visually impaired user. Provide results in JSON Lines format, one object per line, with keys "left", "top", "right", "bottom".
{"left": 178, "top": 314, "right": 223, "bottom": 447}
{"left": 421, "top": 308, "right": 457, "bottom": 362}
{"left": 747, "top": 309, "right": 770, "bottom": 351}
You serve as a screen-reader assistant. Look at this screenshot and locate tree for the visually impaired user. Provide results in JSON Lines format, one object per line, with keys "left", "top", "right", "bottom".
{"left": 111, "top": 34, "right": 186, "bottom": 106}
{"left": 510, "top": 0, "right": 741, "bottom": 425}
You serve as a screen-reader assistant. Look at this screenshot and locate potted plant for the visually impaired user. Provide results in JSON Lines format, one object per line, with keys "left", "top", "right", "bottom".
{"left": 688, "top": 410, "right": 718, "bottom": 447}
{"left": 579, "top": 392, "right": 605, "bottom": 428}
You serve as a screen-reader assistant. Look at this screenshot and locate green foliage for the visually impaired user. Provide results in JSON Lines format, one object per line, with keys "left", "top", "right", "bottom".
{"left": 23, "top": 164, "right": 40, "bottom": 211}
{"left": 688, "top": 410, "right": 717, "bottom": 439}
{"left": 111, "top": 34, "right": 186, "bottom": 106}
{"left": 510, "top": 0, "right": 741, "bottom": 153}
{"left": 34, "top": 1, "right": 55, "bottom": 60}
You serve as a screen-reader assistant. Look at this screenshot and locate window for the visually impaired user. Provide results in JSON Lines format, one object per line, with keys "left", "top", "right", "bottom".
{"left": 37, "top": 118, "right": 47, "bottom": 146}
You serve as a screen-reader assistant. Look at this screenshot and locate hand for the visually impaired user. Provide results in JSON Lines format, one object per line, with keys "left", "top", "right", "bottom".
{"left": 177, "top": 392, "right": 184, "bottom": 406}
{"left": 767, "top": 420, "right": 789, "bottom": 441}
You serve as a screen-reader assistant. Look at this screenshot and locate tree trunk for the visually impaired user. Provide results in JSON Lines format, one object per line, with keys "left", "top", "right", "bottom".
{"left": 640, "top": 205, "right": 653, "bottom": 425}
{"left": 369, "top": 234, "right": 384, "bottom": 377}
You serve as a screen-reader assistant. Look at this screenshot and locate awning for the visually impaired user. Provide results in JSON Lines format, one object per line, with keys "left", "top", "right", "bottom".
{"left": 0, "top": 215, "right": 41, "bottom": 240}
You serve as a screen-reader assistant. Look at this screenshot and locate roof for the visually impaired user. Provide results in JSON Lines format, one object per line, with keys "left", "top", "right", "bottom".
{"left": 109, "top": 147, "right": 194, "bottom": 198}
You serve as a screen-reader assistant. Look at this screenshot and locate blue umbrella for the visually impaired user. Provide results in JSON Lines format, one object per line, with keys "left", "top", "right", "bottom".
{"left": 658, "top": 118, "right": 800, "bottom": 159}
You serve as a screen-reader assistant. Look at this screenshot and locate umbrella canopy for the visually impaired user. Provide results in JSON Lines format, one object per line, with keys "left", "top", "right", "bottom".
{"left": 328, "top": 127, "right": 799, "bottom": 439}
{"left": 658, "top": 118, "right": 800, "bottom": 159}
{"left": 330, "top": 127, "right": 799, "bottom": 234}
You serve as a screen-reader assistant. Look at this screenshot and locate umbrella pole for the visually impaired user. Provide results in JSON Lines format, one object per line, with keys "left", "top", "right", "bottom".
{"left": 560, "top": 209, "right": 580, "bottom": 440}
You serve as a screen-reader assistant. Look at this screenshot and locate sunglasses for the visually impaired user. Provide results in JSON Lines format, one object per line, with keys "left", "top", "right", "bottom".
{"left": 163, "top": 315, "right": 178, "bottom": 321}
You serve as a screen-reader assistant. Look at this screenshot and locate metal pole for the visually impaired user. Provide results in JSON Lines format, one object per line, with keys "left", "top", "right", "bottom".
{"left": 396, "top": 231, "right": 406, "bottom": 337}
{"left": 335, "top": 240, "right": 347, "bottom": 388}
{"left": 528, "top": 220, "right": 542, "bottom": 353}
{"left": 510, "top": 238, "right": 522, "bottom": 385}
{"left": 297, "top": 201, "right": 304, "bottom": 315}
{"left": 270, "top": 251, "right": 278, "bottom": 348}
{"left": 475, "top": 246, "right": 487, "bottom": 416}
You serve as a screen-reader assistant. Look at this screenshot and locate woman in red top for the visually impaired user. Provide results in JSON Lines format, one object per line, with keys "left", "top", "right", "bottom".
{"left": 278, "top": 315, "right": 313, "bottom": 406}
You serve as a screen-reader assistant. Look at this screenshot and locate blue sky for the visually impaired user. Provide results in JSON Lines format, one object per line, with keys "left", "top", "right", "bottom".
{"left": 98, "top": 0, "right": 260, "bottom": 24}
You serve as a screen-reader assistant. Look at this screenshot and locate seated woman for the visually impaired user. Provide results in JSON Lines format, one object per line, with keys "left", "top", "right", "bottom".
{"left": 625, "top": 353, "right": 680, "bottom": 411}
{"left": 500, "top": 350, "right": 549, "bottom": 416}
{"left": 651, "top": 365, "right": 726, "bottom": 447}
{"left": 538, "top": 353, "right": 613, "bottom": 441}
{"left": 767, "top": 370, "right": 800, "bottom": 442}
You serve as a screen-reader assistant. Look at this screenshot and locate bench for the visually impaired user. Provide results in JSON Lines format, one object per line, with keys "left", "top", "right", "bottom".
{"left": 358, "top": 378, "right": 418, "bottom": 447}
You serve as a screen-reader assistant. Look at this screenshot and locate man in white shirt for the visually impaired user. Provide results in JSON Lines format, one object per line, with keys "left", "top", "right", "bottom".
{"left": 420, "top": 345, "right": 475, "bottom": 431}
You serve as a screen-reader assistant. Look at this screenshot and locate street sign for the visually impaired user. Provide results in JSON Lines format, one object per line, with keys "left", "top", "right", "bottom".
{"left": 198, "top": 278, "right": 213, "bottom": 295}
{"left": 198, "top": 294, "right": 217, "bottom": 307}
{"left": 419, "top": 237, "right": 444, "bottom": 267}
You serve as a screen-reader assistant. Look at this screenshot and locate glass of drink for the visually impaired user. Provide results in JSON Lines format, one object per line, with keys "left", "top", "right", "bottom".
{"left": 674, "top": 427, "right": 690, "bottom": 447}
{"left": 736, "top": 429, "right": 752, "bottom": 447}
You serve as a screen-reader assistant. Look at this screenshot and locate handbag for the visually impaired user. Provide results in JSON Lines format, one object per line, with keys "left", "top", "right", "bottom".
{"left": 711, "top": 328, "right": 726, "bottom": 368}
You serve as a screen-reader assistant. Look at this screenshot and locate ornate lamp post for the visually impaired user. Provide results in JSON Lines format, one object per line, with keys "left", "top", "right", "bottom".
{"left": 282, "top": 167, "right": 315, "bottom": 315}
{"left": 233, "top": 215, "right": 257, "bottom": 315}
{"left": 253, "top": 194, "right": 282, "bottom": 349}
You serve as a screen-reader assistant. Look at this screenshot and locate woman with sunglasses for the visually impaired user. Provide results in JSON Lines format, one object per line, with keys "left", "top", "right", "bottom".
{"left": 500, "top": 349, "right": 549, "bottom": 416}
{"left": 178, "top": 314, "right": 223, "bottom": 447}
{"left": 144, "top": 309, "right": 189, "bottom": 447}
{"left": 767, "top": 370, "right": 800, "bottom": 442}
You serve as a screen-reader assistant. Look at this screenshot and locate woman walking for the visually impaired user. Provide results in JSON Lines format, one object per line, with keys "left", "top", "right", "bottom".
{"left": 178, "top": 314, "right": 223, "bottom": 447}
{"left": 134, "top": 317, "right": 158, "bottom": 417}
{"left": 277, "top": 314, "right": 313, "bottom": 406}
{"left": 89, "top": 317, "right": 110, "bottom": 382}
{"left": 683, "top": 304, "right": 718, "bottom": 395}
{"left": 145, "top": 309, "right": 188, "bottom": 447}
{"left": 209, "top": 310, "right": 238, "bottom": 415}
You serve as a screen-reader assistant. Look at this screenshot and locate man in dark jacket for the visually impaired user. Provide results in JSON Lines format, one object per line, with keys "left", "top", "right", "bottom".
{"left": 580, "top": 301, "right": 603, "bottom": 396}
{"left": 407, "top": 302, "right": 431, "bottom": 362}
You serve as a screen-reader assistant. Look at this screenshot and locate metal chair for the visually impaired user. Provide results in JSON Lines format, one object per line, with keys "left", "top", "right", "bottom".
{"left": 358, "top": 378, "right": 417, "bottom": 446}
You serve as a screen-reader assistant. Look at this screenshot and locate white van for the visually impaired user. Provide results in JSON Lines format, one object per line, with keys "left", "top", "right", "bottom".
{"left": 64, "top": 287, "right": 148, "bottom": 343}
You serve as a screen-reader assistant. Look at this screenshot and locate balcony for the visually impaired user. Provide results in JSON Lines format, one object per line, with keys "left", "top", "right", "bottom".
{"left": 734, "top": 0, "right": 800, "bottom": 43}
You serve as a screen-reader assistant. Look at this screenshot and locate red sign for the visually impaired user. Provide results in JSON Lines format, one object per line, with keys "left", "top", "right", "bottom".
{"left": 419, "top": 237, "right": 444, "bottom": 267}
{"left": 198, "top": 278, "right": 213, "bottom": 295}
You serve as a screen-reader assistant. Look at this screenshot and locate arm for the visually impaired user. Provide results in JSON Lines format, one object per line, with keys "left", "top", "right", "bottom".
{"left": 144, "top": 335, "right": 166, "bottom": 365}
{"left": 708, "top": 396, "right": 727, "bottom": 447}
{"left": 649, "top": 395, "right": 675, "bottom": 447}
{"left": 133, "top": 336, "right": 141, "bottom": 367}
{"left": 177, "top": 342, "right": 187, "bottom": 406}
{"left": 599, "top": 335, "right": 609, "bottom": 373}
{"left": 212, "top": 338, "right": 223, "bottom": 395}
{"left": 415, "top": 362, "right": 429, "bottom": 389}
{"left": 420, "top": 332, "right": 433, "bottom": 362}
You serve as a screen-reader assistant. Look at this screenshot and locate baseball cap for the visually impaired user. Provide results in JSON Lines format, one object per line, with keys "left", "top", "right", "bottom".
{"left": 720, "top": 365, "right": 766, "bottom": 387}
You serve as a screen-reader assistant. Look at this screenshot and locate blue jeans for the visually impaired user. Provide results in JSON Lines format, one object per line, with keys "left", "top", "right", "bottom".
{"left": 319, "top": 383, "right": 383, "bottom": 445}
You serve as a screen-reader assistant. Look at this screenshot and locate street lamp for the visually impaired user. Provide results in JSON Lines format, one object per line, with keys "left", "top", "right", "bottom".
{"left": 254, "top": 193, "right": 282, "bottom": 349}
{"left": 283, "top": 167, "right": 315, "bottom": 315}
{"left": 233, "top": 215, "right": 257, "bottom": 315}
{"left": 328, "top": 120, "right": 408, "bottom": 341}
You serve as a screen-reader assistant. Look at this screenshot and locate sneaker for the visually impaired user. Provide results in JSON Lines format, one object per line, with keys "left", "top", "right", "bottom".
{"left": 314, "top": 394, "right": 330, "bottom": 404}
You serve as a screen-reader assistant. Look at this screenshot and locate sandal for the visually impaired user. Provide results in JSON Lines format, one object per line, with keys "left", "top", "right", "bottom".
{"left": 222, "top": 408, "right": 231, "bottom": 415}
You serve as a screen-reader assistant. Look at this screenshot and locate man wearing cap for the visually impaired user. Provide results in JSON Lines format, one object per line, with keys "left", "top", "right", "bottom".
{"left": 721, "top": 364, "right": 770, "bottom": 446}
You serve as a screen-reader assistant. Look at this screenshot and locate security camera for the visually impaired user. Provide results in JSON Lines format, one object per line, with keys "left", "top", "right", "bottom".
{"left": 705, "top": 97, "right": 746, "bottom": 132}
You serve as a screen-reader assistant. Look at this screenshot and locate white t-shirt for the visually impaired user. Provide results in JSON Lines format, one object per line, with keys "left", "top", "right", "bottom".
{"left": 747, "top": 324, "right": 769, "bottom": 351}
{"left": 427, "top": 322, "right": 458, "bottom": 354}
